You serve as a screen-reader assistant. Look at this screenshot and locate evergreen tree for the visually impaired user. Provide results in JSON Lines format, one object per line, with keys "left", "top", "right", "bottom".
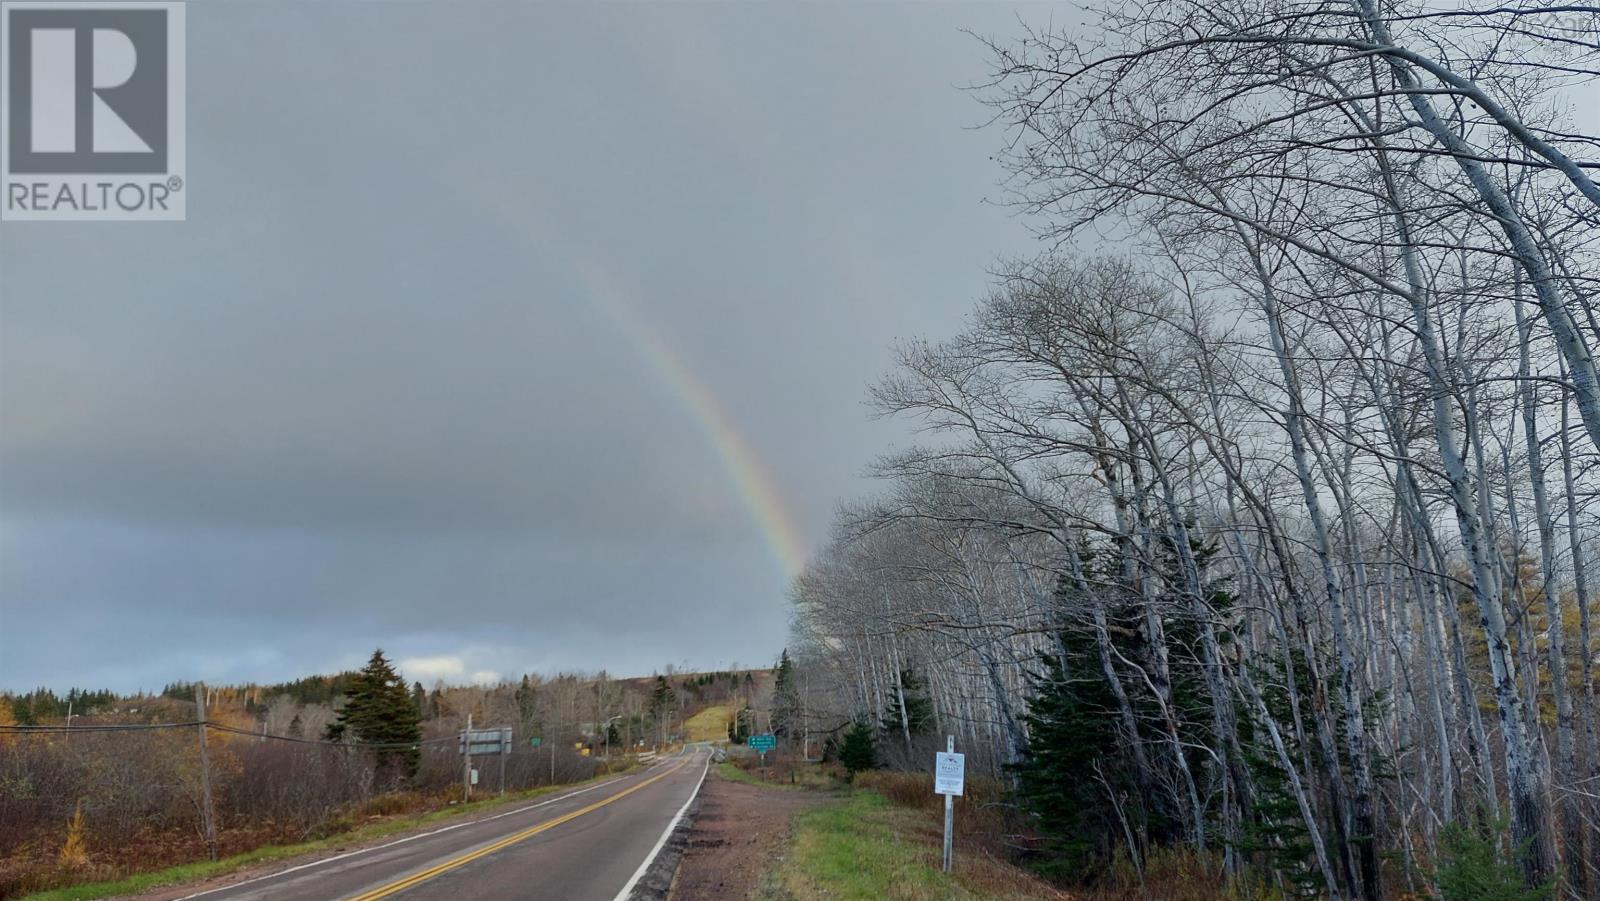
{"left": 1014, "top": 637, "right": 1147, "bottom": 883}
{"left": 287, "top": 713, "right": 304, "bottom": 738}
{"left": 727, "top": 705, "right": 754, "bottom": 744}
{"left": 514, "top": 675, "right": 541, "bottom": 739}
{"left": 839, "top": 718, "right": 877, "bottom": 775}
{"left": 1434, "top": 824, "right": 1553, "bottom": 900}
{"left": 410, "top": 681, "right": 428, "bottom": 720}
{"left": 649, "top": 675, "right": 676, "bottom": 744}
{"left": 324, "top": 649, "right": 423, "bottom": 782}
{"left": 771, "top": 649, "right": 801, "bottom": 743}
{"left": 882, "top": 668, "right": 934, "bottom": 739}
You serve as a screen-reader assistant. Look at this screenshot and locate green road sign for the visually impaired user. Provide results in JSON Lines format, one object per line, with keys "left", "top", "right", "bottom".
{"left": 529, "top": 737, "right": 541, "bottom": 748}
{"left": 748, "top": 733, "right": 776, "bottom": 752}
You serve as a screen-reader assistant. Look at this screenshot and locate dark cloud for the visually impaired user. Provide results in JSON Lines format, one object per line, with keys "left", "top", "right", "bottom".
{"left": 0, "top": 0, "right": 1045, "bottom": 692}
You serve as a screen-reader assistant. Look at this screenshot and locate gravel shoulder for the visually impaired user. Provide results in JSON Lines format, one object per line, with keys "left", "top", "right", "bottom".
{"left": 667, "top": 767, "right": 832, "bottom": 901}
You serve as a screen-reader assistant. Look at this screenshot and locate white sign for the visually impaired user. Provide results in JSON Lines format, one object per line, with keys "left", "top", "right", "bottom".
{"left": 934, "top": 751, "right": 965, "bottom": 796}
{"left": 470, "top": 768, "right": 479, "bottom": 786}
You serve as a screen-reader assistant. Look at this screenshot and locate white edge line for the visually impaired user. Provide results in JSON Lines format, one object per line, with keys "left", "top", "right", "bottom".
{"left": 171, "top": 774, "right": 634, "bottom": 900}
{"left": 610, "top": 748, "right": 712, "bottom": 901}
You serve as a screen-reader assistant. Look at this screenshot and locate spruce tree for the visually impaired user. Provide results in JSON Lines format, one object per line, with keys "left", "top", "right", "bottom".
{"left": 325, "top": 649, "right": 423, "bottom": 782}
{"left": 727, "top": 705, "right": 753, "bottom": 744}
{"left": 649, "top": 675, "right": 676, "bottom": 744}
{"left": 839, "top": 719, "right": 877, "bottom": 775}
{"left": 410, "top": 681, "right": 428, "bottom": 720}
{"left": 771, "top": 649, "right": 801, "bottom": 743}
{"left": 515, "top": 675, "right": 541, "bottom": 739}
{"left": 1014, "top": 638, "right": 1141, "bottom": 882}
{"left": 882, "top": 668, "right": 934, "bottom": 738}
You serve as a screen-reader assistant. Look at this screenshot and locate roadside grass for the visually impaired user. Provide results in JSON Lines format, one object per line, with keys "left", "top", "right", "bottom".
{"left": 786, "top": 771, "right": 1279, "bottom": 901}
{"left": 770, "top": 791, "right": 1069, "bottom": 901}
{"left": 18, "top": 769, "right": 634, "bottom": 901}
{"left": 718, "top": 760, "right": 842, "bottom": 791}
{"left": 683, "top": 705, "right": 735, "bottom": 743}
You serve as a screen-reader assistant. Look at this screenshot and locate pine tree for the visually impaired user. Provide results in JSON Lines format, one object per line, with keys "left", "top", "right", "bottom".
{"left": 839, "top": 719, "right": 877, "bottom": 775}
{"left": 324, "top": 649, "right": 423, "bottom": 782}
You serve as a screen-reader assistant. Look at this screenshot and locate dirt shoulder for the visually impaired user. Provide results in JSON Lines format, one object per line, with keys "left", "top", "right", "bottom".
{"left": 667, "top": 766, "right": 832, "bottom": 901}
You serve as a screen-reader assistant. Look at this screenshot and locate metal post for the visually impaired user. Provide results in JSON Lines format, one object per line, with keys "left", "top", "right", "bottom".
{"left": 463, "top": 713, "right": 473, "bottom": 803}
{"left": 195, "top": 685, "right": 218, "bottom": 861}
{"left": 942, "top": 735, "right": 954, "bottom": 874}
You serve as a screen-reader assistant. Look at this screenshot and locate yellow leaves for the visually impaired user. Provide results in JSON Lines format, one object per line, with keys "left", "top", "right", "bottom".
{"left": 59, "top": 802, "right": 89, "bottom": 868}
{"left": 0, "top": 698, "right": 16, "bottom": 748}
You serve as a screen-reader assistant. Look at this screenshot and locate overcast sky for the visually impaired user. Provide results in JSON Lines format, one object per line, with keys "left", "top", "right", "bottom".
{"left": 0, "top": 1, "right": 1053, "bottom": 693}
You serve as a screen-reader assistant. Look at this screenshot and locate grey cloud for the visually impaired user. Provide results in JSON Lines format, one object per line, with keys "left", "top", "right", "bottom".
{"left": 0, "top": 0, "right": 1045, "bottom": 692}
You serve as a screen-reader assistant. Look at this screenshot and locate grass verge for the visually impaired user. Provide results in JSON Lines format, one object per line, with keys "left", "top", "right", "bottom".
{"left": 716, "top": 761, "right": 841, "bottom": 791}
{"left": 770, "top": 790, "right": 1067, "bottom": 900}
{"left": 19, "top": 770, "right": 634, "bottom": 901}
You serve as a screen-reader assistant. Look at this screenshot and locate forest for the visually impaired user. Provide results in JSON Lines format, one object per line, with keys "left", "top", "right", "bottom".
{"left": 785, "top": 0, "right": 1600, "bottom": 898}
{"left": 0, "top": 656, "right": 768, "bottom": 897}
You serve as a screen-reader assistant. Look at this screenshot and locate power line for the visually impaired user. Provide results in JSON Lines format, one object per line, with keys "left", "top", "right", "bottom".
{"left": 1, "top": 721, "right": 459, "bottom": 750}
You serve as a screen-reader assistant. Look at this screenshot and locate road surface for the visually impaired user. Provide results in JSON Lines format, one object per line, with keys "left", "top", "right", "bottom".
{"left": 173, "top": 747, "right": 711, "bottom": 901}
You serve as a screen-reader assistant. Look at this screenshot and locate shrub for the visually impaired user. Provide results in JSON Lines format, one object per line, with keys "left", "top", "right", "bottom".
{"left": 1434, "top": 824, "right": 1551, "bottom": 901}
{"left": 58, "top": 803, "right": 89, "bottom": 868}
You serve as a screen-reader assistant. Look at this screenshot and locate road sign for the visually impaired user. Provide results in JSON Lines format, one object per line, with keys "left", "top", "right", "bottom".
{"left": 748, "top": 733, "right": 776, "bottom": 752}
{"left": 934, "top": 750, "right": 965, "bottom": 796}
{"left": 470, "top": 768, "right": 479, "bottom": 786}
{"left": 937, "top": 736, "right": 961, "bottom": 874}
{"left": 459, "top": 727, "right": 513, "bottom": 756}
{"left": 529, "top": 737, "right": 541, "bottom": 748}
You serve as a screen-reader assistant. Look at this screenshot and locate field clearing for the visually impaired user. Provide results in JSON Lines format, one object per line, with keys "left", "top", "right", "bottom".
{"left": 683, "top": 705, "right": 734, "bottom": 742}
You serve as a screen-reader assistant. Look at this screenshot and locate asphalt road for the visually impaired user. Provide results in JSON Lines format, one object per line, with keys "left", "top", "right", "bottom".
{"left": 174, "top": 747, "right": 711, "bottom": 901}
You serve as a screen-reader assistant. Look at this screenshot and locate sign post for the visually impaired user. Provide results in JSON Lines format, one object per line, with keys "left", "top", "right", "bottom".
{"left": 748, "top": 732, "right": 776, "bottom": 770}
{"left": 934, "top": 735, "right": 964, "bottom": 874}
{"left": 459, "top": 723, "right": 515, "bottom": 800}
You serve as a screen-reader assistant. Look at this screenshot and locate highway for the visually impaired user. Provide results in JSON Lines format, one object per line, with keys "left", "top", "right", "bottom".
{"left": 169, "top": 747, "right": 711, "bottom": 901}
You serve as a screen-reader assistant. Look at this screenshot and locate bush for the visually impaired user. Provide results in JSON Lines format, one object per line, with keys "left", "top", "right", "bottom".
{"left": 1434, "top": 824, "right": 1551, "bottom": 901}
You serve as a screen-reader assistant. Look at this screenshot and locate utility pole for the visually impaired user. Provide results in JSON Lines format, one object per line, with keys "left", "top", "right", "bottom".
{"left": 498, "top": 729, "right": 507, "bottom": 796}
{"left": 462, "top": 713, "right": 473, "bottom": 803}
{"left": 194, "top": 685, "right": 218, "bottom": 861}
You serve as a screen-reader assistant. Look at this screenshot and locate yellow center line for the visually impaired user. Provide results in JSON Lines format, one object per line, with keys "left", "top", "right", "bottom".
{"left": 344, "top": 757, "right": 693, "bottom": 901}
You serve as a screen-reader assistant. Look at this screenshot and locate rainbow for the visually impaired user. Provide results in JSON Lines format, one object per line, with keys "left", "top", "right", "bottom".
{"left": 562, "top": 257, "right": 810, "bottom": 581}
{"left": 469, "top": 193, "right": 809, "bottom": 580}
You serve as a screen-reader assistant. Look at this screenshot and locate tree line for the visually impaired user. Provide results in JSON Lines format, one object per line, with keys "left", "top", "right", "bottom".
{"left": 789, "top": 1, "right": 1600, "bottom": 897}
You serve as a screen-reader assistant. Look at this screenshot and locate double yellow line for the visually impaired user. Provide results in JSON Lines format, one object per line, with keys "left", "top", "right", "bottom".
{"left": 346, "top": 757, "right": 691, "bottom": 900}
